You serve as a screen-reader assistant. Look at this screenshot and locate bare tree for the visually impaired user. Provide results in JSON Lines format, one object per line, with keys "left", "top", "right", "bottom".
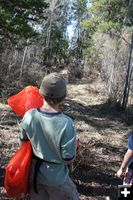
{"left": 122, "top": 31, "right": 133, "bottom": 109}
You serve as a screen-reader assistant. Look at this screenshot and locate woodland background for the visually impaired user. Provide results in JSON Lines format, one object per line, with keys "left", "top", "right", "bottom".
{"left": 0, "top": 0, "right": 133, "bottom": 110}
{"left": 0, "top": 0, "right": 133, "bottom": 200}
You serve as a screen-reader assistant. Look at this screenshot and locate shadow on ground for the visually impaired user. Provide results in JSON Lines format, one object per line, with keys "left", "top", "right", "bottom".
{"left": 0, "top": 99, "right": 132, "bottom": 199}
{"left": 61, "top": 99, "right": 131, "bottom": 199}
{"left": 62, "top": 99, "right": 132, "bottom": 129}
{"left": 74, "top": 166, "right": 122, "bottom": 198}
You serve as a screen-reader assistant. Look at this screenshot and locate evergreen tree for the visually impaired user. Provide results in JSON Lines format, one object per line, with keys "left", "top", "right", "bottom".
{"left": 40, "top": 0, "right": 70, "bottom": 66}
{"left": 84, "top": 0, "right": 133, "bottom": 34}
{"left": 0, "top": 0, "right": 48, "bottom": 40}
{"left": 83, "top": 0, "right": 133, "bottom": 108}
{"left": 71, "top": 0, "right": 88, "bottom": 62}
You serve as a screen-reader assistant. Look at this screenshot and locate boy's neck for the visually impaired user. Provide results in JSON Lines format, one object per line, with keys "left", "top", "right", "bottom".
{"left": 40, "top": 101, "right": 60, "bottom": 113}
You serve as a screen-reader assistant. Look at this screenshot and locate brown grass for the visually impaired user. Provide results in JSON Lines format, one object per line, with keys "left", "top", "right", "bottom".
{"left": 0, "top": 74, "right": 133, "bottom": 200}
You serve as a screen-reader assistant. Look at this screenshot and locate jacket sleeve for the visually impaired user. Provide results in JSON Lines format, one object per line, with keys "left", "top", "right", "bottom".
{"left": 128, "top": 131, "right": 133, "bottom": 150}
{"left": 19, "top": 128, "right": 29, "bottom": 141}
{"left": 19, "top": 110, "right": 32, "bottom": 141}
{"left": 60, "top": 119, "right": 77, "bottom": 161}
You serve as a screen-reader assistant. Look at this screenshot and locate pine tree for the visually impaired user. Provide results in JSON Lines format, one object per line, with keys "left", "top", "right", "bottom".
{"left": 71, "top": 0, "right": 88, "bottom": 62}
{"left": 0, "top": 0, "right": 48, "bottom": 40}
{"left": 83, "top": 0, "right": 133, "bottom": 108}
{"left": 40, "top": 0, "right": 70, "bottom": 66}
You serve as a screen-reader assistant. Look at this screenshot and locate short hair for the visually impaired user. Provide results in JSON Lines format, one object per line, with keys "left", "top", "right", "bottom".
{"left": 44, "top": 95, "right": 66, "bottom": 106}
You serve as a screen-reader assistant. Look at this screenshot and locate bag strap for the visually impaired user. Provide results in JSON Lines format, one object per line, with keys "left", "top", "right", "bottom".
{"left": 33, "top": 156, "right": 43, "bottom": 194}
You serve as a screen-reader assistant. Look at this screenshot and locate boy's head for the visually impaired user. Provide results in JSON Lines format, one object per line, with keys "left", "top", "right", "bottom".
{"left": 40, "top": 73, "right": 66, "bottom": 105}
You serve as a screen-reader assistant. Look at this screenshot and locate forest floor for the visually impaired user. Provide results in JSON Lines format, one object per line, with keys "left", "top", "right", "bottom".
{"left": 0, "top": 72, "right": 133, "bottom": 200}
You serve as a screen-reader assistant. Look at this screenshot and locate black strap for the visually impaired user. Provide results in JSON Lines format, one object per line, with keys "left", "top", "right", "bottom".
{"left": 33, "top": 156, "right": 43, "bottom": 194}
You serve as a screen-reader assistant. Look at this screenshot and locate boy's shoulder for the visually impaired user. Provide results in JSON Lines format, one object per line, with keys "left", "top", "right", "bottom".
{"left": 57, "top": 113, "right": 75, "bottom": 129}
{"left": 23, "top": 108, "right": 37, "bottom": 118}
{"left": 61, "top": 113, "right": 73, "bottom": 123}
{"left": 128, "top": 131, "right": 133, "bottom": 137}
{"left": 26, "top": 108, "right": 37, "bottom": 114}
{"left": 128, "top": 131, "right": 133, "bottom": 142}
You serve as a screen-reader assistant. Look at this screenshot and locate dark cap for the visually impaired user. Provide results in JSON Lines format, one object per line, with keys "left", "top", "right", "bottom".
{"left": 40, "top": 73, "right": 66, "bottom": 98}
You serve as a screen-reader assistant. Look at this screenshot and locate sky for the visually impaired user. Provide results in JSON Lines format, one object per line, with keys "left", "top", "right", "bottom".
{"left": 67, "top": 25, "right": 74, "bottom": 39}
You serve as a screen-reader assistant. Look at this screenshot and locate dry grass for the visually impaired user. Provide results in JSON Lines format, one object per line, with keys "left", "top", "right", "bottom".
{"left": 0, "top": 74, "right": 133, "bottom": 200}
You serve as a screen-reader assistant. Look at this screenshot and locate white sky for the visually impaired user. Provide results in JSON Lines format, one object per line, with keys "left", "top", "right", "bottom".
{"left": 67, "top": 25, "right": 74, "bottom": 39}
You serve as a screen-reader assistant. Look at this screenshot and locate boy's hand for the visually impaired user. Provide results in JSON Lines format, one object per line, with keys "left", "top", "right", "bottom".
{"left": 116, "top": 168, "right": 126, "bottom": 178}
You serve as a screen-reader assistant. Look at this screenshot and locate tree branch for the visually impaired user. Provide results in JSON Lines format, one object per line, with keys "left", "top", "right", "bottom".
{"left": 108, "top": 31, "right": 130, "bottom": 46}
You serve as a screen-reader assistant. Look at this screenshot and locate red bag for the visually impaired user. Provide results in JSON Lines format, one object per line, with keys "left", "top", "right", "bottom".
{"left": 4, "top": 141, "right": 33, "bottom": 199}
{"left": 7, "top": 86, "right": 43, "bottom": 116}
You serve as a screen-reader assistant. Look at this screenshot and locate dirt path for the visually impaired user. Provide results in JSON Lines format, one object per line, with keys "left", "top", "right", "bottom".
{"left": 0, "top": 75, "right": 133, "bottom": 200}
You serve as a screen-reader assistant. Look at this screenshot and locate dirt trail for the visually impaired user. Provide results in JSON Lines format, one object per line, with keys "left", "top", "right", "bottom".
{"left": 0, "top": 75, "right": 132, "bottom": 200}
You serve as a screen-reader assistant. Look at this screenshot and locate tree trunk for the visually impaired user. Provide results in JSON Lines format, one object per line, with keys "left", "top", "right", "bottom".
{"left": 122, "top": 31, "right": 133, "bottom": 109}
{"left": 19, "top": 40, "right": 29, "bottom": 84}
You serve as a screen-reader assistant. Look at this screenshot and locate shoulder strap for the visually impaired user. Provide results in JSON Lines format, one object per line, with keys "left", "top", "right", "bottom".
{"left": 33, "top": 156, "right": 43, "bottom": 194}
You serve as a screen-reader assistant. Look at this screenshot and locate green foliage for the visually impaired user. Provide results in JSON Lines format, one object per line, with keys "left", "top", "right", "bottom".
{"left": 82, "top": 17, "right": 99, "bottom": 34}
{"left": 87, "top": 0, "right": 133, "bottom": 34}
{"left": 81, "top": 0, "right": 133, "bottom": 62}
{"left": 37, "top": 0, "right": 70, "bottom": 65}
{"left": 72, "top": 0, "right": 88, "bottom": 19}
{"left": 70, "top": 0, "right": 88, "bottom": 61}
{"left": 81, "top": 0, "right": 133, "bottom": 107}
{"left": 0, "top": 0, "right": 48, "bottom": 40}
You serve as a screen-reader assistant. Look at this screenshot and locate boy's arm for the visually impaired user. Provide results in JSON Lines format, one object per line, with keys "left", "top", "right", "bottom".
{"left": 117, "top": 149, "right": 133, "bottom": 177}
{"left": 117, "top": 131, "right": 133, "bottom": 177}
{"left": 19, "top": 110, "right": 32, "bottom": 144}
{"left": 18, "top": 128, "right": 29, "bottom": 147}
{"left": 60, "top": 120, "right": 77, "bottom": 164}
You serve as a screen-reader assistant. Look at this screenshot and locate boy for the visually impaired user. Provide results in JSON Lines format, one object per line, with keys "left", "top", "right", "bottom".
{"left": 19, "top": 73, "right": 79, "bottom": 200}
{"left": 117, "top": 131, "right": 133, "bottom": 185}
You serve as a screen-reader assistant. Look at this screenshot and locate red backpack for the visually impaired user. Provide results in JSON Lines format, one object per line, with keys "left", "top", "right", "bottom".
{"left": 4, "top": 86, "right": 44, "bottom": 198}
{"left": 4, "top": 141, "right": 32, "bottom": 199}
{"left": 7, "top": 85, "right": 43, "bottom": 116}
